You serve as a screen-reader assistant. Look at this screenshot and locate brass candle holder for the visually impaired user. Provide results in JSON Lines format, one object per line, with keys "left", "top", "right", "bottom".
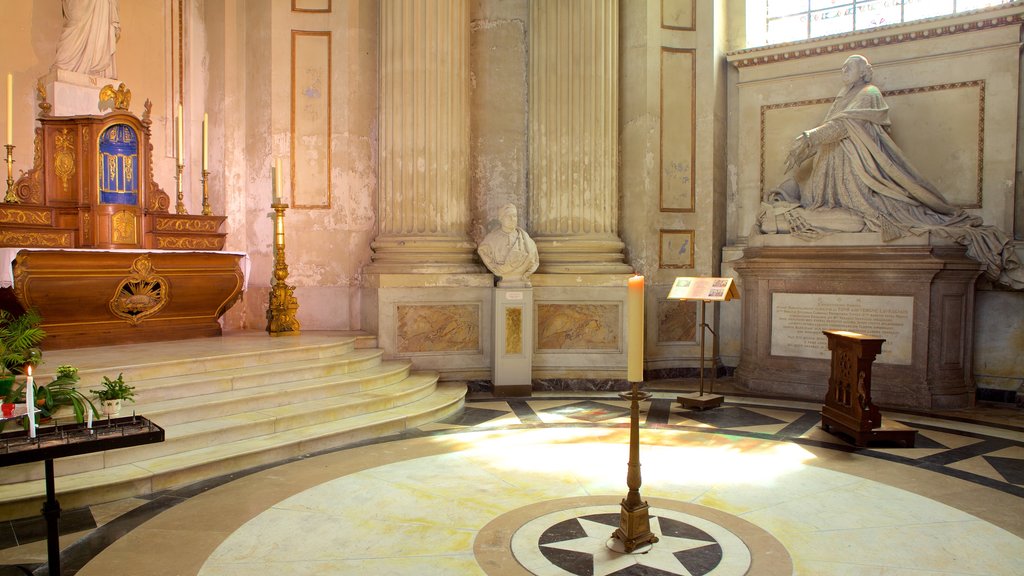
{"left": 201, "top": 169, "right": 211, "bottom": 215}
{"left": 611, "top": 379, "right": 659, "bottom": 553}
{"left": 266, "top": 202, "right": 300, "bottom": 336}
{"left": 4, "top": 144, "right": 16, "bottom": 203}
{"left": 175, "top": 163, "right": 187, "bottom": 214}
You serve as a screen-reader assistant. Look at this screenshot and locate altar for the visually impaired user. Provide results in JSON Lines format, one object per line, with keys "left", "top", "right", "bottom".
{"left": 0, "top": 83, "right": 246, "bottom": 349}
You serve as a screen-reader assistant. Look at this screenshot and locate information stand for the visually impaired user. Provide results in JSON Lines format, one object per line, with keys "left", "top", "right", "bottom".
{"left": 667, "top": 277, "right": 739, "bottom": 410}
{"left": 0, "top": 416, "right": 164, "bottom": 576}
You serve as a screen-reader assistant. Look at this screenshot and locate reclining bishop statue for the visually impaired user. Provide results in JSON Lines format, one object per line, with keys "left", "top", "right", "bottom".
{"left": 757, "top": 54, "right": 1023, "bottom": 290}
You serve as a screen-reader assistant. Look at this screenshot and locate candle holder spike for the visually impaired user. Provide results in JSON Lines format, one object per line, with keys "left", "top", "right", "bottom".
{"left": 4, "top": 144, "right": 17, "bottom": 203}
{"left": 267, "top": 202, "right": 300, "bottom": 336}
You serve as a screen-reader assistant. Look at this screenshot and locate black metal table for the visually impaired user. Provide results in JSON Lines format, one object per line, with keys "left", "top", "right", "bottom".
{"left": 0, "top": 416, "right": 164, "bottom": 576}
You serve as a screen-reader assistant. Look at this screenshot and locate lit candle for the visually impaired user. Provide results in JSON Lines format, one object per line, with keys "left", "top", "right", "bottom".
{"left": 202, "top": 113, "right": 208, "bottom": 171}
{"left": 25, "top": 365, "right": 35, "bottom": 438}
{"left": 627, "top": 275, "right": 644, "bottom": 382}
{"left": 6, "top": 73, "right": 12, "bottom": 146}
{"left": 176, "top": 103, "right": 183, "bottom": 166}
{"left": 273, "top": 158, "right": 282, "bottom": 204}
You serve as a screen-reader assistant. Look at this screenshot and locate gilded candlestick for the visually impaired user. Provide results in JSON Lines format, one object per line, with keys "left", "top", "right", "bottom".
{"left": 267, "top": 202, "right": 300, "bottom": 336}
{"left": 175, "top": 163, "right": 187, "bottom": 214}
{"left": 3, "top": 144, "right": 16, "bottom": 203}
{"left": 201, "top": 169, "right": 211, "bottom": 215}
{"left": 611, "top": 380, "right": 658, "bottom": 553}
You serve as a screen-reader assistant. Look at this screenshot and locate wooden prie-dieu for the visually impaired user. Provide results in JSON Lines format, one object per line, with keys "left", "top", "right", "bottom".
{"left": 0, "top": 91, "right": 244, "bottom": 349}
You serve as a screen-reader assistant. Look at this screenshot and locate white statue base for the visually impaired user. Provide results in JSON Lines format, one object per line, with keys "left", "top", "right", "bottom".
{"left": 41, "top": 69, "right": 119, "bottom": 117}
{"left": 493, "top": 287, "right": 533, "bottom": 396}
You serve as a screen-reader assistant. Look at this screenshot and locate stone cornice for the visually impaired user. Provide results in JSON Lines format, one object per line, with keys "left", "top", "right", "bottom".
{"left": 728, "top": 2, "right": 1024, "bottom": 68}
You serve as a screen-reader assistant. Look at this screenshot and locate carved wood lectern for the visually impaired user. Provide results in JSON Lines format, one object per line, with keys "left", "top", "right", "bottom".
{"left": 820, "top": 330, "right": 917, "bottom": 447}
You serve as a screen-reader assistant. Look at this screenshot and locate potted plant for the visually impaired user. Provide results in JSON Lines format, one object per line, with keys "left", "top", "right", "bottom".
{"left": 90, "top": 372, "right": 134, "bottom": 417}
{"left": 33, "top": 364, "right": 96, "bottom": 423}
{"left": 0, "top": 308, "right": 46, "bottom": 399}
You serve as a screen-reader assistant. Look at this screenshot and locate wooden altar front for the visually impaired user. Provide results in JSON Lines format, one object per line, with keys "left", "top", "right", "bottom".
{"left": 0, "top": 91, "right": 244, "bottom": 348}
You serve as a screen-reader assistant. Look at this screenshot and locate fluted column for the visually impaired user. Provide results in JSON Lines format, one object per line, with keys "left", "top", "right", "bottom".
{"left": 529, "top": 0, "right": 631, "bottom": 274}
{"left": 369, "top": 0, "right": 482, "bottom": 273}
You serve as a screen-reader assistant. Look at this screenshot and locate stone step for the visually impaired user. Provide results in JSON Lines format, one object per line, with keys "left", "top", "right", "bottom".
{"left": 1, "top": 362, "right": 422, "bottom": 482}
{"left": 0, "top": 378, "right": 464, "bottom": 521}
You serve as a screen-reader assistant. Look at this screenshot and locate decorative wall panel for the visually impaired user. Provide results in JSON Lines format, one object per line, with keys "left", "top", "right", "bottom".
{"left": 657, "top": 299, "right": 697, "bottom": 344}
{"left": 292, "top": 0, "right": 331, "bottom": 12}
{"left": 291, "top": 31, "right": 332, "bottom": 209}
{"left": 536, "top": 303, "right": 620, "bottom": 351}
{"left": 659, "top": 229, "right": 695, "bottom": 269}
{"left": 396, "top": 304, "right": 480, "bottom": 353}
{"left": 661, "top": 0, "right": 694, "bottom": 31}
{"left": 660, "top": 48, "right": 695, "bottom": 212}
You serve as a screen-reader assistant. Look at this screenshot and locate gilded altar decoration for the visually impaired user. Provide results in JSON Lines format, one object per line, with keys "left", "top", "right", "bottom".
{"left": 0, "top": 207, "right": 51, "bottom": 226}
{"left": 0, "top": 230, "right": 73, "bottom": 248}
{"left": 112, "top": 210, "right": 136, "bottom": 244}
{"left": 99, "top": 83, "right": 132, "bottom": 111}
{"left": 109, "top": 255, "right": 169, "bottom": 325}
{"left": 154, "top": 216, "right": 219, "bottom": 232}
{"left": 98, "top": 124, "right": 140, "bottom": 205}
{"left": 55, "top": 126, "right": 76, "bottom": 191}
{"left": 156, "top": 236, "right": 222, "bottom": 250}
{"left": 36, "top": 79, "right": 52, "bottom": 117}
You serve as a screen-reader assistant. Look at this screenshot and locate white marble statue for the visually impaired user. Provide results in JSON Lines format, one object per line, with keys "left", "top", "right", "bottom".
{"left": 53, "top": 0, "right": 121, "bottom": 78}
{"left": 478, "top": 204, "right": 540, "bottom": 288}
{"left": 759, "top": 55, "right": 1023, "bottom": 289}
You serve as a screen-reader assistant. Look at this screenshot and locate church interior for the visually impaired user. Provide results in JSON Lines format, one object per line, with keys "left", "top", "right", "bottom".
{"left": 0, "top": 1, "right": 1022, "bottom": 575}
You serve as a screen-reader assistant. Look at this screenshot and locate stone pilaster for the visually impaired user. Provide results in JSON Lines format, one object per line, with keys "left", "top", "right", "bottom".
{"left": 369, "top": 0, "right": 482, "bottom": 274}
{"left": 528, "top": 0, "right": 631, "bottom": 274}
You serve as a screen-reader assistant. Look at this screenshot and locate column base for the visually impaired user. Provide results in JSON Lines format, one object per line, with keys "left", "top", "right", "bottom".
{"left": 533, "top": 235, "right": 634, "bottom": 274}
{"left": 367, "top": 235, "right": 485, "bottom": 274}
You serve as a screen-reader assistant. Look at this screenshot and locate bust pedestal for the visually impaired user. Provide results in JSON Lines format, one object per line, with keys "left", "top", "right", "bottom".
{"left": 493, "top": 287, "right": 533, "bottom": 396}
{"left": 41, "top": 69, "right": 118, "bottom": 117}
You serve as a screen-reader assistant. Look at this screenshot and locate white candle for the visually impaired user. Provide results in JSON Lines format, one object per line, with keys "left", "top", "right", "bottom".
{"left": 627, "top": 275, "right": 644, "bottom": 382}
{"left": 87, "top": 404, "right": 93, "bottom": 429}
{"left": 202, "top": 113, "right": 208, "bottom": 171}
{"left": 273, "top": 158, "right": 282, "bottom": 204}
{"left": 6, "top": 73, "right": 12, "bottom": 146}
{"left": 25, "top": 365, "right": 35, "bottom": 438}
{"left": 176, "top": 104, "right": 183, "bottom": 166}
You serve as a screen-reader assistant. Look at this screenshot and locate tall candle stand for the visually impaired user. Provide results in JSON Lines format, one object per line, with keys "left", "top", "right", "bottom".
{"left": 610, "top": 379, "right": 659, "bottom": 553}
{"left": 175, "top": 163, "right": 187, "bottom": 214}
{"left": 200, "top": 169, "right": 212, "bottom": 215}
{"left": 4, "top": 144, "right": 16, "bottom": 203}
{"left": 266, "top": 201, "right": 300, "bottom": 336}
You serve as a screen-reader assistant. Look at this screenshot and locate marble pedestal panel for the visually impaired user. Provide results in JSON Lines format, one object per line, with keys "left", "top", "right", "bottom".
{"left": 492, "top": 287, "right": 533, "bottom": 396}
{"left": 732, "top": 243, "right": 982, "bottom": 410}
{"left": 41, "top": 69, "right": 118, "bottom": 117}
{"left": 530, "top": 274, "right": 632, "bottom": 387}
{"left": 361, "top": 273, "right": 494, "bottom": 381}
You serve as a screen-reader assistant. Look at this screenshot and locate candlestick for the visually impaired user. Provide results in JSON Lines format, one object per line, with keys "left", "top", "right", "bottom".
{"left": 176, "top": 103, "right": 183, "bottom": 165}
{"left": 3, "top": 143, "right": 15, "bottom": 203}
{"left": 627, "top": 275, "right": 644, "bottom": 382}
{"left": 267, "top": 199, "right": 300, "bottom": 336}
{"left": 175, "top": 163, "right": 187, "bottom": 214}
{"left": 26, "top": 366, "right": 35, "bottom": 438}
{"left": 6, "top": 73, "right": 12, "bottom": 146}
{"left": 201, "top": 169, "right": 211, "bottom": 215}
{"left": 202, "top": 113, "right": 208, "bottom": 171}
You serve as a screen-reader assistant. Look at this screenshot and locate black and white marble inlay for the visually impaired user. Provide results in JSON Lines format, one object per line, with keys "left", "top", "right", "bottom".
{"left": 512, "top": 506, "right": 750, "bottom": 576}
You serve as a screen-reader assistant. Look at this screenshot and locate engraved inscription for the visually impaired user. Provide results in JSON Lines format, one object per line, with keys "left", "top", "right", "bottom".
{"left": 397, "top": 304, "right": 479, "bottom": 353}
{"left": 537, "top": 304, "right": 619, "bottom": 351}
{"left": 771, "top": 293, "right": 913, "bottom": 365}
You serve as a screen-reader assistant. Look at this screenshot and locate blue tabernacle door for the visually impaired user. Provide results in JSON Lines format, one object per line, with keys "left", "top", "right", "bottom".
{"left": 98, "top": 124, "right": 140, "bottom": 205}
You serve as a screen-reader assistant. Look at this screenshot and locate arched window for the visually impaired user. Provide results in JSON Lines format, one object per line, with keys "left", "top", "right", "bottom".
{"left": 762, "top": 0, "right": 1013, "bottom": 46}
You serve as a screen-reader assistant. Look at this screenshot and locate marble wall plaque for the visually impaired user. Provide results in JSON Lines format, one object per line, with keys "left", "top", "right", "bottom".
{"left": 771, "top": 293, "right": 913, "bottom": 365}
{"left": 396, "top": 304, "right": 480, "bottom": 353}
{"left": 536, "top": 304, "right": 620, "bottom": 351}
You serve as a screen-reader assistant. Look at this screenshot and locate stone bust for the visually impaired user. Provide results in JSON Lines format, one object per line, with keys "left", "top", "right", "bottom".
{"left": 477, "top": 204, "right": 540, "bottom": 288}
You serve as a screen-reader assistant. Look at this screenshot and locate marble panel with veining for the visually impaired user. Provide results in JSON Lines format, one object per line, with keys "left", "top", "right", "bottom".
{"left": 658, "top": 299, "right": 697, "bottom": 344}
{"left": 536, "top": 304, "right": 619, "bottom": 351}
{"left": 396, "top": 304, "right": 480, "bottom": 353}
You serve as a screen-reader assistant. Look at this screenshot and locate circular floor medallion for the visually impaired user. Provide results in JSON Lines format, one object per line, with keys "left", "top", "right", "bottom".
{"left": 476, "top": 497, "right": 792, "bottom": 576}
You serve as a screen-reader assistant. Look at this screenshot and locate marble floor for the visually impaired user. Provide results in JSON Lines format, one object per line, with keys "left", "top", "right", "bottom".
{"left": 1, "top": 387, "right": 1022, "bottom": 575}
